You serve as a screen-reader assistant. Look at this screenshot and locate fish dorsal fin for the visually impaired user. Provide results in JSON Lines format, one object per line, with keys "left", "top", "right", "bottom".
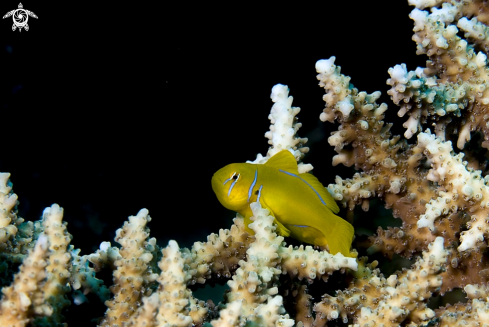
{"left": 264, "top": 150, "right": 298, "bottom": 173}
{"left": 297, "top": 172, "right": 340, "bottom": 214}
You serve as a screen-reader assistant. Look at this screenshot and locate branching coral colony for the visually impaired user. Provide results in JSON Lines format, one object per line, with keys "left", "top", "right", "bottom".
{"left": 4, "top": 0, "right": 489, "bottom": 326}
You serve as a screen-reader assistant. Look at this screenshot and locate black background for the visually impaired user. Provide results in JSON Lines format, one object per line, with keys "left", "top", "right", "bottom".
{"left": 0, "top": 1, "right": 425, "bottom": 254}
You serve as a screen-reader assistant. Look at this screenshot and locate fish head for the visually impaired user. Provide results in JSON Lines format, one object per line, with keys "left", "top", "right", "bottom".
{"left": 212, "top": 162, "right": 256, "bottom": 212}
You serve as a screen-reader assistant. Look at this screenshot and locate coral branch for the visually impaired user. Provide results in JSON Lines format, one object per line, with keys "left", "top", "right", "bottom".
{"left": 314, "top": 237, "right": 447, "bottom": 326}
{"left": 0, "top": 233, "right": 49, "bottom": 327}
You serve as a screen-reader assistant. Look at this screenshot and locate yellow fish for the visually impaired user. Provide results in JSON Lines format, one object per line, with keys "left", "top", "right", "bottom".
{"left": 211, "top": 150, "right": 354, "bottom": 257}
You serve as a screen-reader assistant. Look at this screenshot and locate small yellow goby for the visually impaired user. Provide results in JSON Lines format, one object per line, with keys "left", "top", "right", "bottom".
{"left": 211, "top": 150, "right": 354, "bottom": 257}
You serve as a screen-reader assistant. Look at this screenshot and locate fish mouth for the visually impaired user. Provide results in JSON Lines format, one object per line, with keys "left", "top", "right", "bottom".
{"left": 211, "top": 174, "right": 222, "bottom": 193}
{"left": 212, "top": 173, "right": 223, "bottom": 184}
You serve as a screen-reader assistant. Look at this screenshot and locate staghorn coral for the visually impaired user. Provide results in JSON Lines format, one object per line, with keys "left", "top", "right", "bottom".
{"left": 5, "top": 1, "right": 489, "bottom": 326}
{"left": 247, "top": 84, "right": 312, "bottom": 174}
{"left": 98, "top": 209, "right": 158, "bottom": 327}
{"left": 313, "top": 237, "right": 448, "bottom": 327}
{"left": 0, "top": 233, "right": 49, "bottom": 327}
{"left": 0, "top": 174, "right": 356, "bottom": 326}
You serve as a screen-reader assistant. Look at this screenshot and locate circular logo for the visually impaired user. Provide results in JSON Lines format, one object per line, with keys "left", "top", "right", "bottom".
{"left": 13, "top": 9, "right": 28, "bottom": 28}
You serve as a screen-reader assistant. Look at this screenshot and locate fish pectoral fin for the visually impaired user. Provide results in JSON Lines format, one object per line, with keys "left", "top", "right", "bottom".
{"left": 259, "top": 199, "right": 291, "bottom": 237}
{"left": 273, "top": 218, "right": 291, "bottom": 237}
{"left": 285, "top": 224, "right": 327, "bottom": 247}
{"left": 245, "top": 205, "right": 291, "bottom": 237}
{"left": 243, "top": 215, "right": 255, "bottom": 235}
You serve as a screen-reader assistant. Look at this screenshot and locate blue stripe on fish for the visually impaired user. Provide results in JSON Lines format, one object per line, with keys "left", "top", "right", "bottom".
{"left": 247, "top": 170, "right": 258, "bottom": 202}
{"left": 227, "top": 179, "right": 237, "bottom": 197}
{"left": 227, "top": 173, "right": 240, "bottom": 197}
{"left": 279, "top": 169, "right": 327, "bottom": 206}
{"left": 256, "top": 184, "right": 263, "bottom": 203}
{"left": 223, "top": 177, "right": 232, "bottom": 185}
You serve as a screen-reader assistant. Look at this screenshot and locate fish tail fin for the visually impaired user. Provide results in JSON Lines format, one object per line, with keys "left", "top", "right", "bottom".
{"left": 326, "top": 215, "right": 354, "bottom": 257}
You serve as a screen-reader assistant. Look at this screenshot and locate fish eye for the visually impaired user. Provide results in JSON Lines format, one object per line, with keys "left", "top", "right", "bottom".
{"left": 223, "top": 172, "right": 240, "bottom": 186}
